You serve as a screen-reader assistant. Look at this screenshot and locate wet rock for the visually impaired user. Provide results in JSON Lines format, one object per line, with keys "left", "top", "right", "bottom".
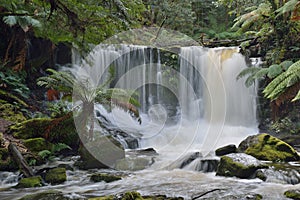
{"left": 18, "top": 190, "right": 72, "bottom": 200}
{"left": 200, "top": 193, "right": 262, "bottom": 200}
{"left": 23, "top": 137, "right": 53, "bottom": 152}
{"left": 45, "top": 167, "right": 67, "bottom": 185}
{"left": 179, "top": 152, "right": 202, "bottom": 168}
{"left": 255, "top": 163, "right": 300, "bottom": 184}
{"left": 78, "top": 136, "right": 125, "bottom": 169}
{"left": 215, "top": 144, "right": 237, "bottom": 156}
{"left": 15, "top": 176, "right": 42, "bottom": 188}
{"left": 135, "top": 148, "right": 158, "bottom": 155}
{"left": 193, "top": 159, "right": 220, "bottom": 172}
{"left": 90, "top": 173, "right": 121, "bottom": 183}
{"left": 216, "top": 153, "right": 267, "bottom": 178}
{"left": 238, "top": 133, "right": 299, "bottom": 162}
{"left": 284, "top": 189, "right": 300, "bottom": 200}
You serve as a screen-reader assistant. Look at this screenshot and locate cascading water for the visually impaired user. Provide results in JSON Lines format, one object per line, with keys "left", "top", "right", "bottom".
{"left": 78, "top": 44, "right": 258, "bottom": 168}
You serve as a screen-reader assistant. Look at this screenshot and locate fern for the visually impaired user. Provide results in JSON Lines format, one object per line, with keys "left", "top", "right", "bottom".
{"left": 267, "top": 64, "right": 282, "bottom": 78}
{"left": 263, "top": 60, "right": 300, "bottom": 101}
{"left": 276, "top": 0, "right": 299, "bottom": 18}
{"left": 51, "top": 143, "right": 71, "bottom": 153}
{"left": 38, "top": 150, "right": 51, "bottom": 159}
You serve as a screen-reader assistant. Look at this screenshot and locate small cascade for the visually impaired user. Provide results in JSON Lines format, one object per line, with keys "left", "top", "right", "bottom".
{"left": 0, "top": 171, "right": 19, "bottom": 187}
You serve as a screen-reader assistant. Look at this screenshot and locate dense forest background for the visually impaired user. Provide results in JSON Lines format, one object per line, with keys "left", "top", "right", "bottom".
{"left": 0, "top": 0, "right": 299, "bottom": 134}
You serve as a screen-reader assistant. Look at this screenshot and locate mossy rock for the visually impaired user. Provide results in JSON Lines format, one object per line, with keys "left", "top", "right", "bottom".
{"left": 238, "top": 133, "right": 299, "bottom": 162}
{"left": 18, "top": 190, "right": 70, "bottom": 200}
{"left": 216, "top": 153, "right": 267, "bottom": 178}
{"left": 23, "top": 137, "right": 53, "bottom": 152}
{"left": 45, "top": 167, "right": 67, "bottom": 185}
{"left": 90, "top": 173, "right": 121, "bottom": 183}
{"left": 0, "top": 101, "right": 27, "bottom": 123}
{"left": 284, "top": 189, "right": 300, "bottom": 200}
{"left": 89, "top": 196, "right": 114, "bottom": 200}
{"left": 121, "top": 191, "right": 143, "bottom": 200}
{"left": 8, "top": 115, "right": 79, "bottom": 149}
{"left": 78, "top": 136, "right": 125, "bottom": 169}
{"left": 15, "top": 176, "right": 42, "bottom": 188}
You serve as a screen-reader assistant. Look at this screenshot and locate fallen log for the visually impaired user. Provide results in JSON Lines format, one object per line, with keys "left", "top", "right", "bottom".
{"left": 8, "top": 143, "right": 34, "bottom": 178}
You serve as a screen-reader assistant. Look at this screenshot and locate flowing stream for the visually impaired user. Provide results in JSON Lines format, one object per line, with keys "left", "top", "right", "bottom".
{"left": 0, "top": 45, "right": 298, "bottom": 199}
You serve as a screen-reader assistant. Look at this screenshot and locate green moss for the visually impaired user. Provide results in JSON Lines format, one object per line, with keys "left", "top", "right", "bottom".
{"left": 0, "top": 157, "right": 18, "bottom": 171}
{"left": 15, "top": 176, "right": 42, "bottom": 188}
{"left": 90, "top": 173, "right": 121, "bottom": 183}
{"left": 45, "top": 167, "right": 67, "bottom": 185}
{"left": 284, "top": 190, "right": 300, "bottom": 200}
{"left": 122, "top": 191, "right": 143, "bottom": 200}
{"left": 245, "top": 134, "right": 299, "bottom": 162}
{"left": 9, "top": 116, "right": 78, "bottom": 148}
{"left": 23, "top": 138, "right": 53, "bottom": 152}
{"left": 0, "top": 102, "right": 26, "bottom": 123}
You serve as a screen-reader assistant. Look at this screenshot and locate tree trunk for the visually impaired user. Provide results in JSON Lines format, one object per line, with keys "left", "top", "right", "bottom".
{"left": 8, "top": 143, "right": 34, "bottom": 178}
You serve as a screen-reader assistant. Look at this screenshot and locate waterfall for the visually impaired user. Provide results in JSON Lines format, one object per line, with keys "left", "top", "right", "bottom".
{"left": 179, "top": 46, "right": 257, "bottom": 126}
{"left": 72, "top": 44, "right": 258, "bottom": 167}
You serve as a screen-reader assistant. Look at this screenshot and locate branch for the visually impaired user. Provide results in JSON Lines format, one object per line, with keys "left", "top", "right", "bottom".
{"left": 191, "top": 189, "right": 224, "bottom": 200}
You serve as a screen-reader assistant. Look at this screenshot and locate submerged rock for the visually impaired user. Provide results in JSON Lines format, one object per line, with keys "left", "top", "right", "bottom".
{"left": 216, "top": 153, "right": 267, "bottom": 178}
{"left": 15, "top": 176, "right": 42, "bottom": 188}
{"left": 284, "top": 189, "right": 300, "bottom": 200}
{"left": 45, "top": 167, "right": 67, "bottom": 185}
{"left": 238, "top": 133, "right": 299, "bottom": 162}
{"left": 18, "top": 190, "right": 71, "bottom": 200}
{"left": 78, "top": 136, "right": 125, "bottom": 169}
{"left": 215, "top": 144, "right": 237, "bottom": 156}
{"left": 90, "top": 173, "right": 121, "bottom": 183}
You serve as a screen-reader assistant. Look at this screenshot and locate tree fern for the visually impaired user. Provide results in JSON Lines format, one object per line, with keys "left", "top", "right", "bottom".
{"left": 263, "top": 60, "right": 300, "bottom": 101}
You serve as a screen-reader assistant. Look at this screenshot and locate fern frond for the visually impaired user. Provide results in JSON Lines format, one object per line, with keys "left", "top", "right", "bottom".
{"left": 280, "top": 60, "right": 294, "bottom": 70}
{"left": 236, "top": 67, "right": 261, "bottom": 80}
{"left": 263, "top": 60, "right": 300, "bottom": 100}
{"left": 276, "top": 0, "right": 298, "bottom": 18}
{"left": 292, "top": 90, "right": 300, "bottom": 102}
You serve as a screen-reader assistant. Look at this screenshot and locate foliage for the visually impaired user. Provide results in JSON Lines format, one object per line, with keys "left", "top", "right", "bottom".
{"left": 37, "top": 67, "right": 141, "bottom": 141}
{"left": 0, "top": 63, "right": 29, "bottom": 98}
{"left": 263, "top": 60, "right": 300, "bottom": 101}
{"left": 38, "top": 143, "right": 71, "bottom": 161}
{"left": 270, "top": 116, "right": 300, "bottom": 134}
{"left": 237, "top": 60, "right": 294, "bottom": 87}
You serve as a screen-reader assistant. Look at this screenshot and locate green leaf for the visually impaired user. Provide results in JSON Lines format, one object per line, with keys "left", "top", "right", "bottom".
{"left": 38, "top": 150, "right": 51, "bottom": 159}
{"left": 3, "top": 16, "right": 17, "bottom": 26}
{"left": 267, "top": 64, "right": 282, "bottom": 79}
{"left": 280, "top": 60, "right": 294, "bottom": 71}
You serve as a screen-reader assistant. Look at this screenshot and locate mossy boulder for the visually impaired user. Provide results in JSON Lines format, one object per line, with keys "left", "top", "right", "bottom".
{"left": 215, "top": 144, "right": 237, "bottom": 156}
{"left": 216, "top": 153, "right": 267, "bottom": 178}
{"left": 15, "top": 176, "right": 42, "bottom": 188}
{"left": 284, "top": 189, "right": 300, "bottom": 200}
{"left": 23, "top": 137, "right": 53, "bottom": 152}
{"left": 238, "top": 133, "right": 299, "bottom": 162}
{"left": 45, "top": 167, "right": 67, "bottom": 185}
{"left": 78, "top": 136, "right": 125, "bottom": 169}
{"left": 8, "top": 115, "right": 79, "bottom": 149}
{"left": 90, "top": 173, "right": 121, "bottom": 183}
{"left": 0, "top": 101, "right": 26, "bottom": 123}
{"left": 18, "top": 190, "right": 70, "bottom": 200}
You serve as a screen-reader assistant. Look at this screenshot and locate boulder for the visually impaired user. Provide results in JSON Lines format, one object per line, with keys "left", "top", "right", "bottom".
{"left": 23, "top": 138, "right": 53, "bottom": 152}
{"left": 18, "top": 190, "right": 71, "bottom": 200}
{"left": 15, "top": 176, "right": 42, "bottom": 188}
{"left": 284, "top": 189, "right": 300, "bottom": 200}
{"left": 45, "top": 167, "right": 67, "bottom": 185}
{"left": 0, "top": 148, "right": 18, "bottom": 171}
{"left": 78, "top": 136, "right": 125, "bottom": 169}
{"left": 238, "top": 133, "right": 299, "bottom": 162}
{"left": 8, "top": 115, "right": 79, "bottom": 149}
{"left": 90, "top": 173, "right": 121, "bottom": 183}
{"left": 216, "top": 153, "right": 267, "bottom": 178}
{"left": 215, "top": 144, "right": 237, "bottom": 156}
